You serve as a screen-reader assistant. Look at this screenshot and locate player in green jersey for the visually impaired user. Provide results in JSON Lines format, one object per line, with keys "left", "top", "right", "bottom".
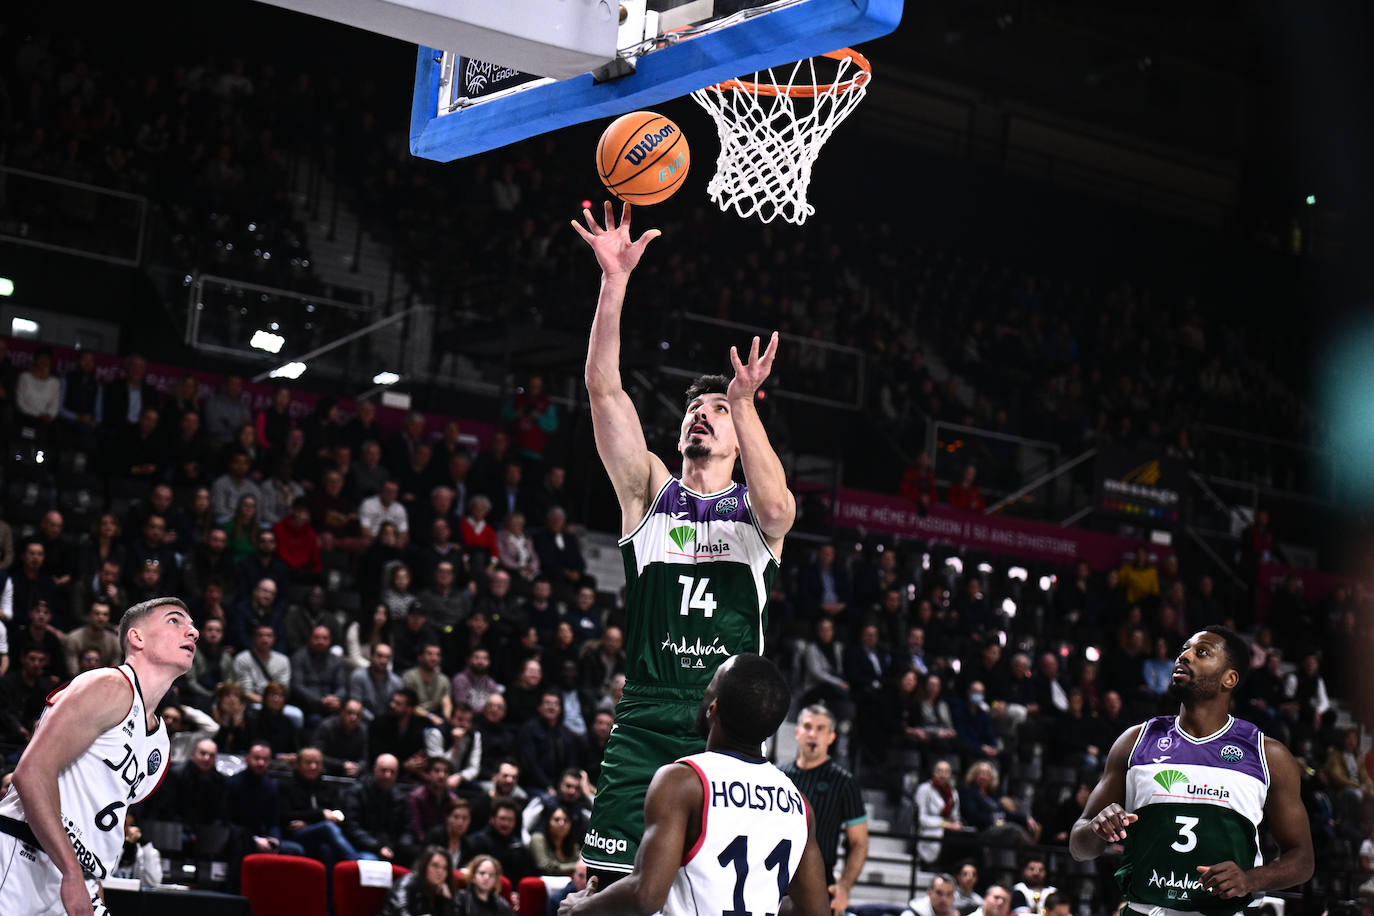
{"left": 571, "top": 202, "right": 796, "bottom": 884}
{"left": 1071, "top": 626, "right": 1313, "bottom": 915}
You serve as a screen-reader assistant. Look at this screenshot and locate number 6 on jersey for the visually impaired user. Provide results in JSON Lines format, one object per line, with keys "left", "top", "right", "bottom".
{"left": 678, "top": 576, "right": 717, "bottom": 617}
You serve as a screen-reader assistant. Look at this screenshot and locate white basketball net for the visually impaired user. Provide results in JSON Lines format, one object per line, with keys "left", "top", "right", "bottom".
{"left": 690, "top": 51, "right": 871, "bottom": 225}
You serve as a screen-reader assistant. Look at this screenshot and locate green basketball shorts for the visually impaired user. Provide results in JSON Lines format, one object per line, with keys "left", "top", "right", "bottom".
{"left": 582, "top": 685, "right": 705, "bottom": 874}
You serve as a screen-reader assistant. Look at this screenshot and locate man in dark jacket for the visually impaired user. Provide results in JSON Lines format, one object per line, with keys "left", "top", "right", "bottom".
{"left": 342, "top": 753, "right": 415, "bottom": 864}
{"left": 101, "top": 353, "right": 160, "bottom": 435}
{"left": 225, "top": 743, "right": 288, "bottom": 853}
{"left": 149, "top": 738, "right": 228, "bottom": 827}
{"left": 516, "top": 691, "right": 583, "bottom": 794}
{"left": 370, "top": 688, "right": 431, "bottom": 779}
{"left": 278, "top": 746, "right": 365, "bottom": 864}
{"left": 467, "top": 796, "right": 535, "bottom": 881}
{"left": 312, "top": 698, "right": 369, "bottom": 777}
{"left": 289, "top": 625, "right": 347, "bottom": 727}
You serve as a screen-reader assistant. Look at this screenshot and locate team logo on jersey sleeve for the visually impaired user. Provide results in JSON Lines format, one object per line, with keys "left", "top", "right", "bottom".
{"left": 146, "top": 748, "right": 162, "bottom": 776}
{"left": 715, "top": 496, "right": 739, "bottom": 516}
{"left": 1219, "top": 744, "right": 1244, "bottom": 763}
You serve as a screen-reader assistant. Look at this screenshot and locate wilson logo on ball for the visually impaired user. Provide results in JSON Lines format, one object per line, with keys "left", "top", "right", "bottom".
{"left": 624, "top": 124, "right": 677, "bottom": 166}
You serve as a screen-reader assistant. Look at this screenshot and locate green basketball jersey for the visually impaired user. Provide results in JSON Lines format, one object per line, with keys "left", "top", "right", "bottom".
{"left": 618, "top": 478, "right": 777, "bottom": 692}
{"left": 1117, "top": 715, "right": 1269, "bottom": 916}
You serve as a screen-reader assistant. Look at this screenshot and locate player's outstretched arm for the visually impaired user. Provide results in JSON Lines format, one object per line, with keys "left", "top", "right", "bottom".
{"left": 1070, "top": 724, "right": 1143, "bottom": 861}
{"left": 1196, "top": 737, "right": 1314, "bottom": 899}
{"left": 781, "top": 808, "right": 832, "bottom": 916}
{"left": 572, "top": 202, "right": 669, "bottom": 532}
{"left": 727, "top": 333, "right": 795, "bottom": 546}
{"left": 12, "top": 669, "right": 135, "bottom": 916}
{"left": 559, "top": 763, "right": 699, "bottom": 916}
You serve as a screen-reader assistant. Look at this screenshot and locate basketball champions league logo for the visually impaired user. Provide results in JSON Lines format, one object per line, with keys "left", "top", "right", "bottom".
{"left": 463, "top": 59, "right": 522, "bottom": 95}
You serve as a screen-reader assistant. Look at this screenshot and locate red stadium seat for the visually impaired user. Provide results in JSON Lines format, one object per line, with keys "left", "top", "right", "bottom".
{"left": 241, "top": 853, "right": 328, "bottom": 916}
{"left": 518, "top": 876, "right": 551, "bottom": 916}
{"left": 333, "top": 861, "right": 410, "bottom": 916}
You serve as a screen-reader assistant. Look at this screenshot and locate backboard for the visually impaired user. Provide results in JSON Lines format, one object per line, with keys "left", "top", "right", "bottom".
{"left": 409, "top": 0, "right": 903, "bottom": 161}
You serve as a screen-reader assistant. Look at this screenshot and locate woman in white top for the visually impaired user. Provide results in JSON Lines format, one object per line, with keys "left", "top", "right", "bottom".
{"left": 497, "top": 512, "right": 539, "bottom": 586}
{"left": 345, "top": 604, "right": 393, "bottom": 671}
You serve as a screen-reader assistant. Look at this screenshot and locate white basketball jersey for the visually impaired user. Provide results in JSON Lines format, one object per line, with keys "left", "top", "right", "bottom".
{"left": 664, "top": 751, "right": 810, "bottom": 916}
{"left": 0, "top": 664, "right": 169, "bottom": 879}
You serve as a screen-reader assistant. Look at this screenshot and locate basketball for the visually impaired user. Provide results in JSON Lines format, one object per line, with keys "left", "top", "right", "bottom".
{"left": 596, "top": 111, "right": 690, "bottom": 205}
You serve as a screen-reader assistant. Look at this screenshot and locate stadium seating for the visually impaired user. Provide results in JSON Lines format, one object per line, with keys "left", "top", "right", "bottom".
{"left": 241, "top": 853, "right": 328, "bottom": 916}
{"left": 332, "top": 861, "right": 410, "bottom": 916}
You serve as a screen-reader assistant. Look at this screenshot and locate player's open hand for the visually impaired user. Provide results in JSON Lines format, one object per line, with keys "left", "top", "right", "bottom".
{"left": 727, "top": 332, "right": 779, "bottom": 402}
{"left": 571, "top": 201, "right": 661, "bottom": 278}
{"left": 1197, "top": 862, "right": 1251, "bottom": 899}
{"left": 1089, "top": 803, "right": 1137, "bottom": 843}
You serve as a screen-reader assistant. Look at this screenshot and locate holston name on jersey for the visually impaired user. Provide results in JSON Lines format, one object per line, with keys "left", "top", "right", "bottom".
{"left": 710, "top": 780, "right": 806, "bottom": 814}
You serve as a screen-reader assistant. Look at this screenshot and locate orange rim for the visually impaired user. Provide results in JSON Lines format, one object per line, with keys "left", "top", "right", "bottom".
{"left": 708, "top": 48, "right": 872, "bottom": 98}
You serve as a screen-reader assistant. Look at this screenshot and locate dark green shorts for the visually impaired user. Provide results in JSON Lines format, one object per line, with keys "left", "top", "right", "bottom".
{"left": 581, "top": 685, "right": 704, "bottom": 873}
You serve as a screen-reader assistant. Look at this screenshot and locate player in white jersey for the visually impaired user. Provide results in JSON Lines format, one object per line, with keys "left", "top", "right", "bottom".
{"left": 559, "top": 654, "right": 828, "bottom": 916}
{"left": 0, "top": 597, "right": 198, "bottom": 916}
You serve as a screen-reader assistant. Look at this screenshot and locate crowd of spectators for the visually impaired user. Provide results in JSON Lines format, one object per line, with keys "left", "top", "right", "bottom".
{"left": 0, "top": 353, "right": 614, "bottom": 891}
{"left": 0, "top": 346, "right": 1367, "bottom": 911}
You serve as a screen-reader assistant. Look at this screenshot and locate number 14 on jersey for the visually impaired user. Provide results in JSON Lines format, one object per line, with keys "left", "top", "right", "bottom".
{"left": 678, "top": 576, "right": 717, "bottom": 618}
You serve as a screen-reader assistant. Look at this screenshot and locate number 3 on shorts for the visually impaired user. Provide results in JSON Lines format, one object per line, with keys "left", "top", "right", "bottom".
{"left": 677, "top": 576, "right": 717, "bottom": 618}
{"left": 1171, "top": 815, "right": 1199, "bottom": 852}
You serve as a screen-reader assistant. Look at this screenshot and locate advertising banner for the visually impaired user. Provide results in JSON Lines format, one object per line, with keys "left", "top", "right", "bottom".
{"left": 1094, "top": 447, "right": 1186, "bottom": 527}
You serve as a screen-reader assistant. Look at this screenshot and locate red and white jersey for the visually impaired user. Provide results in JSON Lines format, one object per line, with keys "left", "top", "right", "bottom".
{"left": 665, "top": 751, "right": 810, "bottom": 916}
{"left": 0, "top": 664, "right": 169, "bottom": 879}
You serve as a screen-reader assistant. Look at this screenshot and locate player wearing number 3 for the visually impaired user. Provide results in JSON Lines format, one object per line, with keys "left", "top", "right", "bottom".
{"left": 0, "top": 598, "right": 198, "bottom": 916}
{"left": 1071, "top": 626, "right": 1312, "bottom": 916}
{"left": 559, "top": 654, "right": 828, "bottom": 916}
{"left": 572, "top": 202, "right": 795, "bottom": 884}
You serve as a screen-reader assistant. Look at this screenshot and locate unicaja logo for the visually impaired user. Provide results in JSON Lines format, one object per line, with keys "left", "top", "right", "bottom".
{"left": 669, "top": 526, "right": 696, "bottom": 550}
{"left": 1154, "top": 769, "right": 1189, "bottom": 793}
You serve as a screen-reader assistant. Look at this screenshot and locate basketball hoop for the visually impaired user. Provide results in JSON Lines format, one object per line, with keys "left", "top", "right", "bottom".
{"left": 690, "top": 48, "right": 872, "bottom": 226}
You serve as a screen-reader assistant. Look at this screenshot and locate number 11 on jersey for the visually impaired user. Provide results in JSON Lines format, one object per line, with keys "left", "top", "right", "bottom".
{"left": 678, "top": 575, "right": 717, "bottom": 618}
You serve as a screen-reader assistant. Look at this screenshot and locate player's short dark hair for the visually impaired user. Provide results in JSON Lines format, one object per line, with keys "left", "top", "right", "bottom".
{"left": 118, "top": 597, "right": 190, "bottom": 655}
{"left": 715, "top": 653, "right": 790, "bottom": 744}
{"left": 1021, "top": 854, "right": 1046, "bottom": 870}
{"left": 1042, "top": 893, "right": 1069, "bottom": 912}
{"left": 684, "top": 374, "right": 730, "bottom": 408}
{"left": 1201, "top": 625, "right": 1250, "bottom": 688}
